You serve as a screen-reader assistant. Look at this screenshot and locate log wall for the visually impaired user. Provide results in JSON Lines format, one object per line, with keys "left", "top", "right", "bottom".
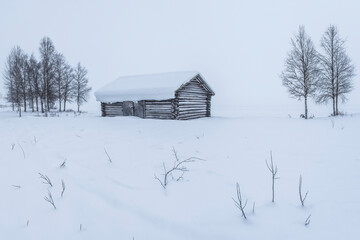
{"left": 143, "top": 99, "right": 175, "bottom": 119}
{"left": 175, "top": 76, "right": 211, "bottom": 120}
{"left": 101, "top": 102, "right": 124, "bottom": 117}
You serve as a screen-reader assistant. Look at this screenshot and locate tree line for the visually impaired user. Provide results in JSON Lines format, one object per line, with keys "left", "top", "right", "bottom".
{"left": 281, "top": 25, "right": 355, "bottom": 119}
{"left": 3, "top": 37, "right": 91, "bottom": 117}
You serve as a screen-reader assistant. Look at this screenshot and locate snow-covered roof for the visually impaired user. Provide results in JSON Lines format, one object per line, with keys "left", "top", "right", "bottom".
{"left": 95, "top": 71, "right": 209, "bottom": 102}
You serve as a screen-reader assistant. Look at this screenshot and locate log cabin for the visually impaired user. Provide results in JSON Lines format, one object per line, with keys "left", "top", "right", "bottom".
{"left": 94, "top": 71, "right": 215, "bottom": 120}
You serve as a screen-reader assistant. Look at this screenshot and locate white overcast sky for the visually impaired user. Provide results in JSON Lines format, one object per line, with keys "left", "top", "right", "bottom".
{"left": 1, "top": 0, "right": 359, "bottom": 109}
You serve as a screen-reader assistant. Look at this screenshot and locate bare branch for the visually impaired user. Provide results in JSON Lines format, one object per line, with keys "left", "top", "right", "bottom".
{"left": 299, "top": 175, "right": 309, "bottom": 206}
{"left": 154, "top": 148, "right": 204, "bottom": 189}
{"left": 44, "top": 190, "right": 56, "bottom": 209}
{"left": 232, "top": 182, "right": 247, "bottom": 220}
{"left": 18, "top": 143, "right": 25, "bottom": 159}
{"left": 304, "top": 214, "right": 311, "bottom": 226}
{"left": 59, "top": 160, "right": 66, "bottom": 168}
{"left": 38, "top": 173, "right": 53, "bottom": 187}
{"left": 61, "top": 179, "right": 66, "bottom": 197}
{"left": 104, "top": 148, "right": 112, "bottom": 163}
{"left": 266, "top": 151, "right": 279, "bottom": 202}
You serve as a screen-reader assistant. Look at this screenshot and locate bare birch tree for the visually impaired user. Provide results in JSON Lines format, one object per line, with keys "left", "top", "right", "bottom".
{"left": 3, "top": 47, "right": 27, "bottom": 117}
{"left": 281, "top": 26, "right": 320, "bottom": 119}
{"left": 54, "top": 53, "right": 67, "bottom": 112}
{"left": 317, "top": 25, "right": 355, "bottom": 116}
{"left": 39, "top": 37, "right": 56, "bottom": 115}
{"left": 73, "top": 63, "right": 91, "bottom": 112}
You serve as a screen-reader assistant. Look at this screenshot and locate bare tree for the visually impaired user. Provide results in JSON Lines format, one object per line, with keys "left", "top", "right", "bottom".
{"left": 39, "top": 37, "right": 56, "bottom": 116}
{"left": 3, "top": 51, "right": 16, "bottom": 111}
{"left": 154, "top": 148, "right": 203, "bottom": 189}
{"left": 73, "top": 63, "right": 91, "bottom": 112}
{"left": 62, "top": 64, "right": 74, "bottom": 111}
{"left": 3, "top": 47, "right": 27, "bottom": 117}
{"left": 232, "top": 182, "right": 248, "bottom": 220}
{"left": 266, "top": 151, "right": 279, "bottom": 202}
{"left": 54, "top": 53, "right": 67, "bottom": 112}
{"left": 317, "top": 25, "right": 355, "bottom": 116}
{"left": 281, "top": 26, "right": 320, "bottom": 119}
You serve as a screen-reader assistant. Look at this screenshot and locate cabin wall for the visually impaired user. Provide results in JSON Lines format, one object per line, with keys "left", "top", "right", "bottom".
{"left": 101, "top": 102, "right": 124, "bottom": 117}
{"left": 143, "top": 99, "right": 175, "bottom": 119}
{"left": 175, "top": 76, "right": 211, "bottom": 120}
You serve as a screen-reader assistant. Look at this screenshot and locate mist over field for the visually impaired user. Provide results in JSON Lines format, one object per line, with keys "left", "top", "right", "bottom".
{"left": 1, "top": 0, "right": 360, "bottom": 115}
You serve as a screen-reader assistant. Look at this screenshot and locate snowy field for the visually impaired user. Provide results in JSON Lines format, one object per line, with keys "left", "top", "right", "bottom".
{"left": 0, "top": 106, "right": 360, "bottom": 240}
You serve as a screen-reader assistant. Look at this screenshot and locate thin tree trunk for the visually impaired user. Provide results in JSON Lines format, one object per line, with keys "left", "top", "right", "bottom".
{"left": 31, "top": 97, "right": 34, "bottom": 112}
{"left": 336, "top": 94, "right": 339, "bottom": 115}
{"left": 59, "top": 99, "right": 61, "bottom": 112}
{"left": 23, "top": 97, "right": 27, "bottom": 112}
{"left": 304, "top": 96, "right": 308, "bottom": 119}
{"left": 63, "top": 98, "right": 66, "bottom": 111}
{"left": 36, "top": 96, "right": 39, "bottom": 112}
{"left": 18, "top": 104, "right": 21, "bottom": 117}
{"left": 41, "top": 98, "right": 44, "bottom": 113}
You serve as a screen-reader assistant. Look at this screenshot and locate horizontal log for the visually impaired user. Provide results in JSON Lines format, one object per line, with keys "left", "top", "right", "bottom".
{"left": 144, "top": 100, "right": 173, "bottom": 104}
{"left": 178, "top": 112, "right": 207, "bottom": 118}
{"left": 145, "top": 115, "right": 174, "bottom": 119}
{"left": 178, "top": 101, "right": 208, "bottom": 104}
{"left": 178, "top": 109, "right": 207, "bottom": 113}
{"left": 177, "top": 88, "right": 207, "bottom": 94}
{"left": 178, "top": 112, "right": 207, "bottom": 117}
{"left": 178, "top": 104, "right": 207, "bottom": 107}
{"left": 103, "top": 103, "right": 123, "bottom": 106}
{"left": 176, "top": 91, "right": 208, "bottom": 97}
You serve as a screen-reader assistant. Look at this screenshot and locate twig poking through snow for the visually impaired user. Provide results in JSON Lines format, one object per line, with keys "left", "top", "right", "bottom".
{"left": 27, "top": 220, "right": 29, "bottom": 226}
{"left": 252, "top": 202, "right": 255, "bottom": 214}
{"left": 44, "top": 190, "right": 56, "bottom": 209}
{"left": 59, "top": 160, "right": 66, "bottom": 168}
{"left": 18, "top": 143, "right": 25, "bottom": 159}
{"left": 38, "top": 173, "right": 53, "bottom": 187}
{"left": 104, "top": 148, "right": 112, "bottom": 163}
{"left": 80, "top": 224, "right": 82, "bottom": 231}
{"left": 232, "top": 182, "right": 248, "bottom": 220}
{"left": 304, "top": 214, "right": 311, "bottom": 226}
{"left": 299, "top": 175, "right": 309, "bottom": 206}
{"left": 11, "top": 143, "right": 15, "bottom": 150}
{"left": 61, "top": 179, "right": 66, "bottom": 197}
{"left": 266, "top": 151, "right": 279, "bottom": 202}
{"left": 154, "top": 147, "right": 204, "bottom": 189}
{"left": 12, "top": 185, "right": 21, "bottom": 189}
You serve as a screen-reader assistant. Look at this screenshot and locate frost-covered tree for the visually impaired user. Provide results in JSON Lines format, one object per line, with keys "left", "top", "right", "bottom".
{"left": 54, "top": 53, "right": 67, "bottom": 112}
{"left": 73, "top": 63, "right": 91, "bottom": 112}
{"left": 3, "top": 47, "right": 27, "bottom": 117}
{"left": 28, "top": 54, "right": 41, "bottom": 112}
{"left": 39, "top": 37, "right": 56, "bottom": 115}
{"left": 62, "top": 64, "right": 74, "bottom": 112}
{"left": 281, "top": 26, "right": 320, "bottom": 119}
{"left": 317, "top": 25, "right": 355, "bottom": 116}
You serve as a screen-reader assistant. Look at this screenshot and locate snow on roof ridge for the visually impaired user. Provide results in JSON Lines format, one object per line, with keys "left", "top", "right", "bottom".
{"left": 94, "top": 71, "right": 201, "bottom": 103}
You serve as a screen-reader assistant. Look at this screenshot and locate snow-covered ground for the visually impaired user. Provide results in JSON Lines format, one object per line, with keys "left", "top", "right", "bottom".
{"left": 0, "top": 106, "right": 359, "bottom": 240}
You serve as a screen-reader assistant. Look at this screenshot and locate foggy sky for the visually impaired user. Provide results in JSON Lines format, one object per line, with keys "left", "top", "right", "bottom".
{"left": 1, "top": 0, "right": 359, "bottom": 112}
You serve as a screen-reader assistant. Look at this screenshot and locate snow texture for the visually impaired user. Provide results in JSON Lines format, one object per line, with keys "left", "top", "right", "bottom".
{"left": 1, "top": 107, "right": 360, "bottom": 240}
{"left": 94, "top": 71, "right": 200, "bottom": 102}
